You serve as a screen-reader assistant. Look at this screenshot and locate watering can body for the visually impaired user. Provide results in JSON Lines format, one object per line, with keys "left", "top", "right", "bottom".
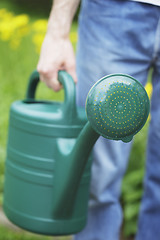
{"left": 3, "top": 71, "right": 92, "bottom": 235}
{"left": 3, "top": 71, "right": 150, "bottom": 236}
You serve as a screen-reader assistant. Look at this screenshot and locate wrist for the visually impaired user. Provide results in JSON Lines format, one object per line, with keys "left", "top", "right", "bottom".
{"left": 47, "top": 18, "right": 71, "bottom": 39}
{"left": 47, "top": 0, "right": 80, "bottom": 38}
{"left": 47, "top": 5, "right": 72, "bottom": 38}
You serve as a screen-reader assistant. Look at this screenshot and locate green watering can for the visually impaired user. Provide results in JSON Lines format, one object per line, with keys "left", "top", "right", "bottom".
{"left": 3, "top": 71, "right": 149, "bottom": 236}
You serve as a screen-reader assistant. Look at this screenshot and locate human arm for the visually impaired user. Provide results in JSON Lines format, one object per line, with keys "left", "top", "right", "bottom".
{"left": 37, "top": 0, "right": 80, "bottom": 91}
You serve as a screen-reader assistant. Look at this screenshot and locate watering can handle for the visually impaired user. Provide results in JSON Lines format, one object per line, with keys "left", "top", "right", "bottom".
{"left": 26, "top": 70, "right": 77, "bottom": 118}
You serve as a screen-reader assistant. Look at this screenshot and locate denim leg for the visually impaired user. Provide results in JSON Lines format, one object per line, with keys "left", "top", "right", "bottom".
{"left": 136, "top": 60, "right": 160, "bottom": 239}
{"left": 74, "top": 1, "right": 157, "bottom": 239}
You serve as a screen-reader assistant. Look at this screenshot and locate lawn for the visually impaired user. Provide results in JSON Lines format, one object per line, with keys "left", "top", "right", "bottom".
{"left": 0, "top": 225, "right": 71, "bottom": 240}
{"left": 0, "top": 1, "right": 152, "bottom": 239}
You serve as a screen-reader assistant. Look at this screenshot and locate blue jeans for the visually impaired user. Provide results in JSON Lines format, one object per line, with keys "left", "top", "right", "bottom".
{"left": 75, "top": 0, "right": 160, "bottom": 240}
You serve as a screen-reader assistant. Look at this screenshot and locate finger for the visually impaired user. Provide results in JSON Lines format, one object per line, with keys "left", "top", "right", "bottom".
{"left": 40, "top": 76, "right": 62, "bottom": 91}
{"left": 37, "top": 68, "right": 62, "bottom": 91}
{"left": 49, "top": 78, "right": 62, "bottom": 92}
{"left": 39, "top": 73, "right": 52, "bottom": 89}
{"left": 46, "top": 71, "right": 62, "bottom": 92}
{"left": 39, "top": 73, "right": 45, "bottom": 83}
{"left": 37, "top": 66, "right": 50, "bottom": 83}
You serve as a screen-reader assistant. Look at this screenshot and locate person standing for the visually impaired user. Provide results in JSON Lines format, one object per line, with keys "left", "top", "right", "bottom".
{"left": 37, "top": 0, "right": 160, "bottom": 239}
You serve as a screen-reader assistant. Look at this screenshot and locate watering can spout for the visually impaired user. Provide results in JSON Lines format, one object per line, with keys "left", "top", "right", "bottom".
{"left": 53, "top": 122, "right": 99, "bottom": 218}
{"left": 53, "top": 74, "right": 150, "bottom": 219}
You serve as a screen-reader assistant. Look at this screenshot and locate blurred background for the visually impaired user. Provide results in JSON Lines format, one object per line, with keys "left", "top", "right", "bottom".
{"left": 0, "top": 0, "right": 153, "bottom": 239}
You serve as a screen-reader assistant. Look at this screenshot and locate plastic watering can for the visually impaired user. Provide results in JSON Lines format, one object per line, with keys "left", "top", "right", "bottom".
{"left": 3, "top": 70, "right": 150, "bottom": 236}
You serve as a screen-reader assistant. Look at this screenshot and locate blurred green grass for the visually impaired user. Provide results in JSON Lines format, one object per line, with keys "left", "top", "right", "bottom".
{"left": 0, "top": 225, "right": 71, "bottom": 240}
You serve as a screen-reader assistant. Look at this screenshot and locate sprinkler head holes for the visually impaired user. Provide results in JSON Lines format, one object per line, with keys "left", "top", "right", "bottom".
{"left": 86, "top": 74, "right": 150, "bottom": 143}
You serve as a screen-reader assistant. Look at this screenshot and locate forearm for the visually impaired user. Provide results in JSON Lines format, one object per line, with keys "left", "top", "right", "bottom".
{"left": 37, "top": 0, "right": 79, "bottom": 91}
{"left": 47, "top": 0, "right": 80, "bottom": 38}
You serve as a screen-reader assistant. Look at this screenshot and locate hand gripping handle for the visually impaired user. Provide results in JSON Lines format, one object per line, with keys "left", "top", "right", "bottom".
{"left": 26, "top": 70, "right": 77, "bottom": 119}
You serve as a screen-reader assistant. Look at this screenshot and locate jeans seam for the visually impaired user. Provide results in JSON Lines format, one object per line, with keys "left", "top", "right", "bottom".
{"left": 152, "top": 16, "right": 160, "bottom": 63}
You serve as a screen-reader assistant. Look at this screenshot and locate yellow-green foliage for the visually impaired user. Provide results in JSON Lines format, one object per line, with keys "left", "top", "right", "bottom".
{"left": 0, "top": 8, "right": 78, "bottom": 52}
{"left": 0, "top": 8, "right": 29, "bottom": 49}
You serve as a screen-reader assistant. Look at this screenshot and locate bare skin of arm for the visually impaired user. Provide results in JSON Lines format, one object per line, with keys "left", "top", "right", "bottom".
{"left": 37, "top": 0, "right": 80, "bottom": 91}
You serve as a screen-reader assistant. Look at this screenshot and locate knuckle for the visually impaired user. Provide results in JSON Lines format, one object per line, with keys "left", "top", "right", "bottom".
{"left": 38, "top": 67, "right": 52, "bottom": 78}
{"left": 41, "top": 69, "right": 50, "bottom": 76}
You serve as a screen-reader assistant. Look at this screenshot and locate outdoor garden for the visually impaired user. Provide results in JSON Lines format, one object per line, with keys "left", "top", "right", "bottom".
{"left": 0, "top": 0, "right": 153, "bottom": 239}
